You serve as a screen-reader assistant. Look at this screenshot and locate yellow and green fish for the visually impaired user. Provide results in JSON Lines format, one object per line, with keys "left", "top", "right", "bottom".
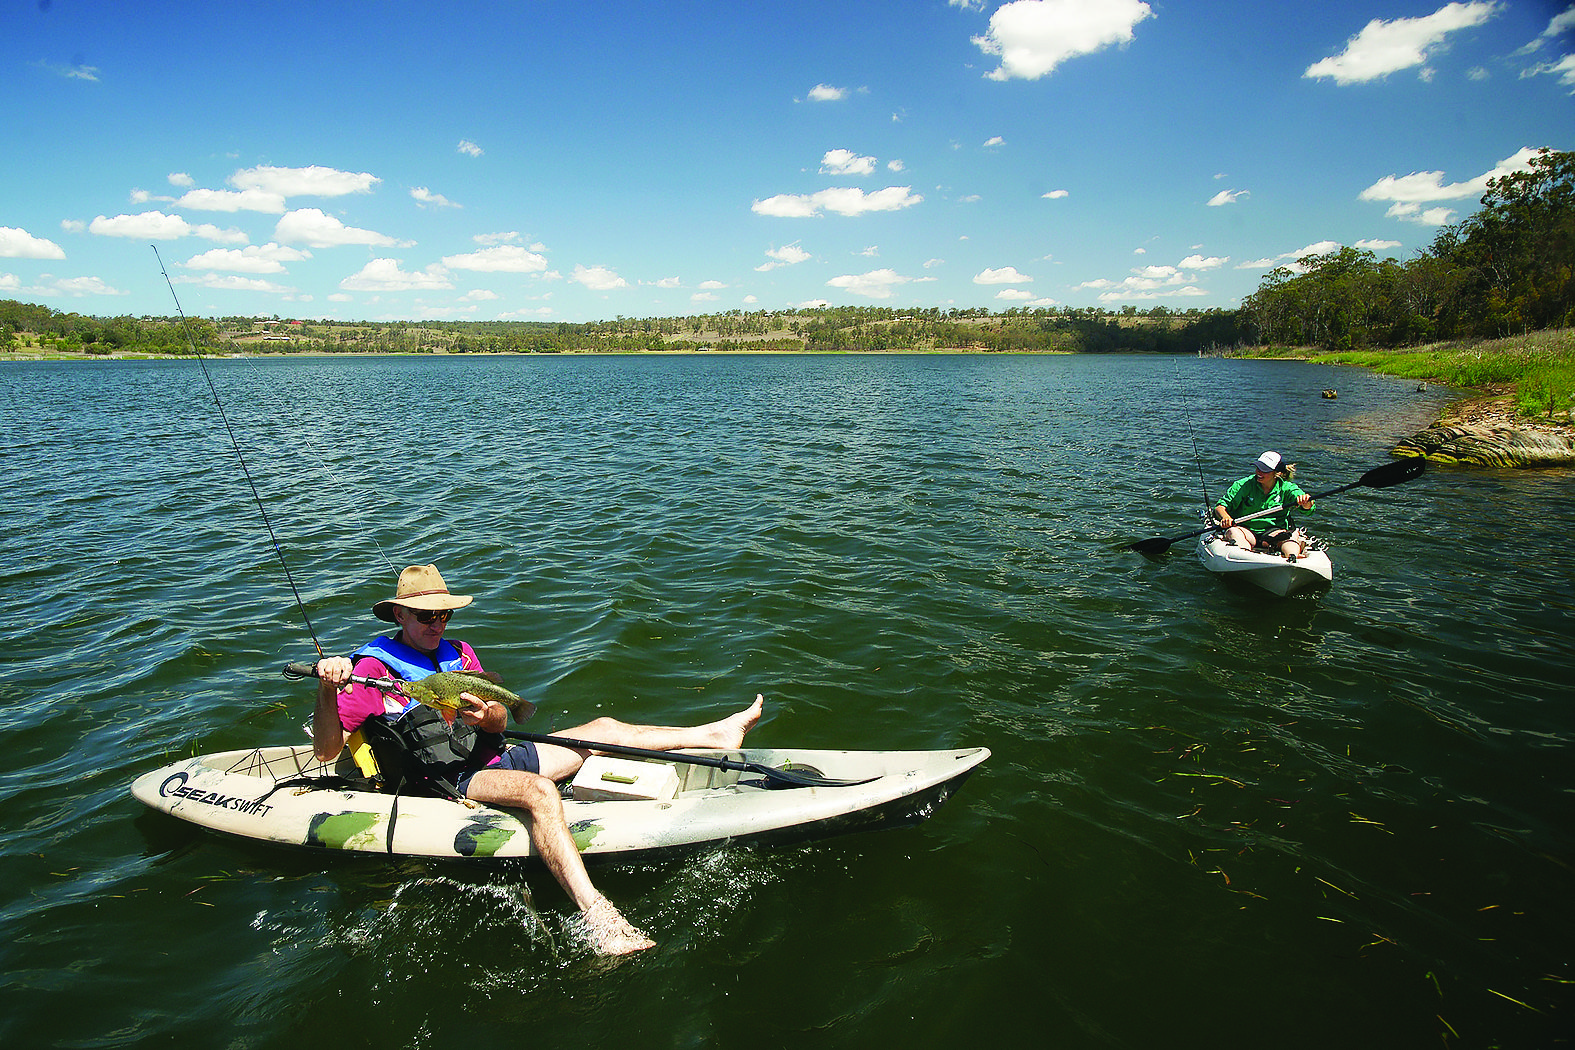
{"left": 399, "top": 671, "right": 536, "bottom": 722}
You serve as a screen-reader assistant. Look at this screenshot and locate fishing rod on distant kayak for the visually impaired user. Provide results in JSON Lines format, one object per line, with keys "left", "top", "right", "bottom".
{"left": 154, "top": 245, "right": 326, "bottom": 658}
{"left": 1177, "top": 363, "right": 1213, "bottom": 511}
{"left": 1122, "top": 458, "right": 1426, "bottom": 556}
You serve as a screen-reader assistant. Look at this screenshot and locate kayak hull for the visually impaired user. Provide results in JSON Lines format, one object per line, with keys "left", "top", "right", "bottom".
{"left": 1197, "top": 531, "right": 1333, "bottom": 596}
{"left": 130, "top": 744, "right": 989, "bottom": 862}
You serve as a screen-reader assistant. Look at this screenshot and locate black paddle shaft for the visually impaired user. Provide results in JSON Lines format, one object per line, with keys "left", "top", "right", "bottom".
{"left": 502, "top": 729, "right": 876, "bottom": 789}
{"left": 282, "top": 661, "right": 871, "bottom": 789}
{"left": 1124, "top": 458, "right": 1425, "bottom": 555}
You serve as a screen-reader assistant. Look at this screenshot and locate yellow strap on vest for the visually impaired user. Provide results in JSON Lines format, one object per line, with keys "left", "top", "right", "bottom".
{"left": 346, "top": 729, "right": 381, "bottom": 779}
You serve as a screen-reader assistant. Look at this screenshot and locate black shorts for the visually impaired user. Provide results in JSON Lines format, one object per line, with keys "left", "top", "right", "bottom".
{"left": 1256, "top": 527, "right": 1295, "bottom": 550}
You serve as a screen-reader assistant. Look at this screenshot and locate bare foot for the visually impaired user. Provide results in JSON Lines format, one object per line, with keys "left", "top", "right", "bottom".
{"left": 701, "top": 694, "right": 763, "bottom": 750}
{"left": 581, "top": 897, "right": 654, "bottom": 956}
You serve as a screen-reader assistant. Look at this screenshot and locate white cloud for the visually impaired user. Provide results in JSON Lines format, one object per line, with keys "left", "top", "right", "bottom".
{"left": 1179, "top": 254, "right": 1228, "bottom": 269}
{"left": 1355, "top": 238, "right": 1402, "bottom": 250}
{"left": 88, "top": 211, "right": 193, "bottom": 240}
{"left": 177, "top": 274, "right": 296, "bottom": 294}
{"left": 275, "top": 208, "right": 406, "bottom": 248}
{"left": 858, "top": 246, "right": 879, "bottom": 258}
{"left": 51, "top": 276, "right": 124, "bottom": 296}
{"left": 822, "top": 149, "right": 877, "bottom": 176}
{"left": 1288, "top": 240, "right": 1345, "bottom": 261}
{"left": 1534, "top": 7, "right": 1575, "bottom": 43}
{"left": 0, "top": 273, "right": 18, "bottom": 291}
{"left": 698, "top": 279, "right": 727, "bottom": 289}
{"left": 888, "top": 159, "right": 906, "bottom": 172}
{"left": 974, "top": 266, "right": 1032, "bottom": 284}
{"left": 653, "top": 276, "right": 681, "bottom": 288}
{"left": 458, "top": 140, "right": 484, "bottom": 157}
{"left": 996, "top": 288, "right": 1035, "bottom": 300}
{"left": 752, "top": 186, "right": 923, "bottom": 217}
{"left": 983, "top": 135, "right": 1006, "bottom": 148}
{"left": 1078, "top": 262, "right": 1208, "bottom": 301}
{"left": 192, "top": 224, "right": 250, "bottom": 245}
{"left": 474, "top": 231, "right": 521, "bottom": 245}
{"left": 1523, "top": 52, "right": 1575, "bottom": 89}
{"left": 826, "top": 268, "right": 914, "bottom": 299}
{"left": 0, "top": 226, "right": 67, "bottom": 259}
{"left": 572, "top": 264, "right": 629, "bottom": 291}
{"left": 411, "top": 187, "right": 460, "bottom": 208}
{"left": 339, "top": 259, "right": 453, "bottom": 292}
{"left": 442, "top": 245, "right": 549, "bottom": 273}
{"left": 1358, "top": 146, "right": 1542, "bottom": 223}
{"left": 1305, "top": 1, "right": 1502, "bottom": 85}
{"left": 37, "top": 60, "right": 100, "bottom": 81}
{"left": 230, "top": 164, "right": 380, "bottom": 197}
{"left": 168, "top": 173, "right": 195, "bottom": 188}
{"left": 176, "top": 187, "right": 288, "bottom": 213}
{"left": 182, "top": 243, "right": 310, "bottom": 273}
{"left": 757, "top": 243, "right": 812, "bottom": 271}
{"left": 973, "top": 0, "right": 1154, "bottom": 81}
{"left": 1042, "top": 189, "right": 1070, "bottom": 199}
{"left": 807, "top": 84, "right": 848, "bottom": 101}
{"left": 1207, "top": 188, "right": 1248, "bottom": 206}
{"left": 691, "top": 291, "right": 719, "bottom": 302}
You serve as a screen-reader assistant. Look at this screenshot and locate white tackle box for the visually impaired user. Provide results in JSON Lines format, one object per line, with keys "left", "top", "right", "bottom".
{"left": 569, "top": 755, "right": 682, "bottom": 801}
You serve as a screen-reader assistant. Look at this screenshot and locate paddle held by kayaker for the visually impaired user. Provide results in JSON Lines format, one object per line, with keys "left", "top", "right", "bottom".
{"left": 310, "top": 563, "right": 764, "bottom": 956}
{"left": 1211, "top": 451, "right": 1316, "bottom": 560}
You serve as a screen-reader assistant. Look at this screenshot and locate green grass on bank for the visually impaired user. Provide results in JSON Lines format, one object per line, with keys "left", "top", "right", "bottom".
{"left": 1240, "top": 329, "right": 1575, "bottom": 423}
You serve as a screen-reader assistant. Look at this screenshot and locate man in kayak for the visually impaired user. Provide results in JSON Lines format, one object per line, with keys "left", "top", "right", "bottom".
{"left": 310, "top": 564, "right": 763, "bottom": 956}
{"left": 1212, "top": 451, "right": 1316, "bottom": 560}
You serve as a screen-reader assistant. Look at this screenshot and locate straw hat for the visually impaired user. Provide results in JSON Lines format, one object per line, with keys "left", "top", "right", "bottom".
{"left": 372, "top": 564, "right": 474, "bottom": 622}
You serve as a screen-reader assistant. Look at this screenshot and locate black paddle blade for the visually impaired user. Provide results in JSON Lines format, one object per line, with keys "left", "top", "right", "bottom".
{"left": 747, "top": 762, "right": 878, "bottom": 789}
{"left": 1123, "top": 535, "right": 1183, "bottom": 556}
{"left": 1359, "top": 458, "right": 1425, "bottom": 489}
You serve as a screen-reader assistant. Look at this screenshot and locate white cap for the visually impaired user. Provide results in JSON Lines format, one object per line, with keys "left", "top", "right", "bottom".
{"left": 1254, "top": 451, "right": 1283, "bottom": 474}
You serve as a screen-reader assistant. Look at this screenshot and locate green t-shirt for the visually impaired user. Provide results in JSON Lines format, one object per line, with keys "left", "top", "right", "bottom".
{"left": 1218, "top": 474, "right": 1313, "bottom": 532}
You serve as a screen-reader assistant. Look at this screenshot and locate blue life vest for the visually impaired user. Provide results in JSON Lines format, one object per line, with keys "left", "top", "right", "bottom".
{"left": 351, "top": 634, "right": 500, "bottom": 798}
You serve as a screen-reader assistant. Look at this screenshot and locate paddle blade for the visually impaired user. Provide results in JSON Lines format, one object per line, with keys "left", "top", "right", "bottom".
{"left": 1360, "top": 458, "right": 1426, "bottom": 489}
{"left": 1124, "top": 536, "right": 1179, "bottom": 556}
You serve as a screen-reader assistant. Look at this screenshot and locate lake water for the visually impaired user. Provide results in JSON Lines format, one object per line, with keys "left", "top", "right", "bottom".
{"left": 2, "top": 353, "right": 1571, "bottom": 1048}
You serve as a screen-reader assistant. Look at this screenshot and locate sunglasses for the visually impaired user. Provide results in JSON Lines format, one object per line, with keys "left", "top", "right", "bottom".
{"left": 406, "top": 608, "right": 453, "bottom": 624}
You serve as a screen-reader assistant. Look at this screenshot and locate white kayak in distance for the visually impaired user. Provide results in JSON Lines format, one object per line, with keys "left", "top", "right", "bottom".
{"left": 1197, "top": 530, "right": 1333, "bottom": 596}
{"left": 131, "top": 743, "right": 989, "bottom": 861}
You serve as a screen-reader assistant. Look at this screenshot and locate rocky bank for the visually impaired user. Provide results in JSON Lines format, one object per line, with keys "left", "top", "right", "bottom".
{"left": 1393, "top": 393, "right": 1575, "bottom": 467}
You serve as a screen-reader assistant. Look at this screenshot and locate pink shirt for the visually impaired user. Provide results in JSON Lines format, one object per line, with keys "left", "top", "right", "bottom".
{"left": 337, "top": 640, "right": 484, "bottom": 734}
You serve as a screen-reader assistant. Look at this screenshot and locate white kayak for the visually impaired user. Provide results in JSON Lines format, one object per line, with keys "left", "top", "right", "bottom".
{"left": 1197, "top": 530, "right": 1333, "bottom": 596}
{"left": 131, "top": 744, "right": 990, "bottom": 861}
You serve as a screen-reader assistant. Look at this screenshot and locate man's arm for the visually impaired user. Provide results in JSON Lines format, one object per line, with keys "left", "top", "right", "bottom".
{"left": 311, "top": 656, "right": 354, "bottom": 763}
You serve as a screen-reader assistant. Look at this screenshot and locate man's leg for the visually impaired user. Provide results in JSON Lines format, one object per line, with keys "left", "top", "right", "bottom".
{"left": 534, "top": 694, "right": 764, "bottom": 782}
{"left": 465, "top": 768, "right": 654, "bottom": 955}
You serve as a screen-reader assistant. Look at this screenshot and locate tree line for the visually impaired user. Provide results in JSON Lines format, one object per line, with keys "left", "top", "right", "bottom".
{"left": 0, "top": 299, "right": 1248, "bottom": 357}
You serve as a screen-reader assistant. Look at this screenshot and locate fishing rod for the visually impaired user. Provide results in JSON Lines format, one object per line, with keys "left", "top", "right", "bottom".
{"left": 1177, "top": 364, "right": 1212, "bottom": 510}
{"left": 153, "top": 245, "right": 326, "bottom": 658}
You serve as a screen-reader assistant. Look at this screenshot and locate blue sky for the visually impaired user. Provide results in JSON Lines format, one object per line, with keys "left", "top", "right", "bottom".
{"left": 3, "top": 0, "right": 1571, "bottom": 323}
